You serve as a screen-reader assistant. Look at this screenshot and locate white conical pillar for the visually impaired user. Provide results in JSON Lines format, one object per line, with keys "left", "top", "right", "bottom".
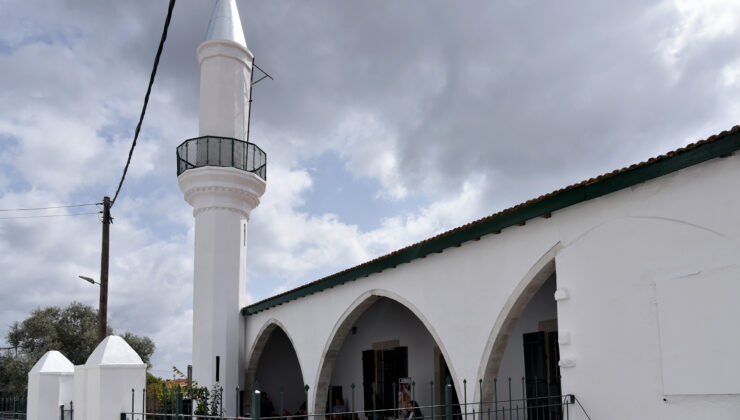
{"left": 27, "top": 351, "right": 74, "bottom": 420}
{"left": 83, "top": 336, "right": 146, "bottom": 420}
{"left": 179, "top": 0, "right": 265, "bottom": 416}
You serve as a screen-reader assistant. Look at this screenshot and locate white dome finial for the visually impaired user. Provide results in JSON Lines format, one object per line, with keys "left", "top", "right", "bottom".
{"left": 206, "top": 0, "right": 247, "bottom": 47}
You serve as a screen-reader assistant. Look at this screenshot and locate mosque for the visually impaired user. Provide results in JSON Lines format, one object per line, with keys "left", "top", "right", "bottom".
{"left": 26, "top": 0, "right": 739, "bottom": 419}
{"left": 174, "top": 1, "right": 740, "bottom": 419}
{"left": 172, "top": 2, "right": 740, "bottom": 420}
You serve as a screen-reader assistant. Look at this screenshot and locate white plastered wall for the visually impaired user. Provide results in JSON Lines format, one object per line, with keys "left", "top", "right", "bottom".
{"left": 73, "top": 365, "right": 88, "bottom": 420}
{"left": 245, "top": 154, "right": 740, "bottom": 419}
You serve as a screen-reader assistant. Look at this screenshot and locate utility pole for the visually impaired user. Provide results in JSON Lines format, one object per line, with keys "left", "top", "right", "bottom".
{"left": 98, "top": 196, "right": 112, "bottom": 344}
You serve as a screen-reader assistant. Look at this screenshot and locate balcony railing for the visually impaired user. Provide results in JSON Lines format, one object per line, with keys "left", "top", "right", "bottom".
{"left": 176, "top": 136, "right": 266, "bottom": 180}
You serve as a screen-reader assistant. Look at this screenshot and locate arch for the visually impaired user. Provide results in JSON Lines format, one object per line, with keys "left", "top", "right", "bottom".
{"left": 475, "top": 242, "right": 562, "bottom": 405}
{"left": 244, "top": 319, "right": 305, "bottom": 412}
{"left": 312, "top": 289, "right": 461, "bottom": 414}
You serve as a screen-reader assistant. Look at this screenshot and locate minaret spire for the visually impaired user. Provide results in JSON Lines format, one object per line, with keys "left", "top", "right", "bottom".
{"left": 206, "top": 0, "right": 247, "bottom": 47}
{"left": 197, "top": 0, "right": 254, "bottom": 140}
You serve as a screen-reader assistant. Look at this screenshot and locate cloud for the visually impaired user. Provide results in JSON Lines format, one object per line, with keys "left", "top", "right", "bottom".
{"left": 1, "top": 0, "right": 739, "bottom": 376}
{"left": 247, "top": 166, "right": 487, "bottom": 294}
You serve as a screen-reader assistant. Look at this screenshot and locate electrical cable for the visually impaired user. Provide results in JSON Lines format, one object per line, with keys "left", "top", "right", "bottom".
{"left": 0, "top": 203, "right": 99, "bottom": 212}
{"left": 0, "top": 212, "right": 100, "bottom": 220}
{"left": 110, "top": 0, "right": 176, "bottom": 207}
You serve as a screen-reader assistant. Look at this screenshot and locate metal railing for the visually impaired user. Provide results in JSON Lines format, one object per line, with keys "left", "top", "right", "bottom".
{"left": 0, "top": 396, "right": 26, "bottom": 420}
{"left": 59, "top": 401, "right": 74, "bottom": 420}
{"left": 176, "top": 136, "right": 266, "bottom": 180}
{"left": 120, "top": 376, "right": 589, "bottom": 420}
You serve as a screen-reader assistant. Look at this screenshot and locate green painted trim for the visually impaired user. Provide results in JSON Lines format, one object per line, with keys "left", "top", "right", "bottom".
{"left": 243, "top": 129, "right": 740, "bottom": 315}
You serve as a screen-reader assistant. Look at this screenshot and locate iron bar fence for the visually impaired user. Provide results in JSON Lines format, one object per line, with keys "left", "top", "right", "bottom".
{"left": 176, "top": 136, "right": 267, "bottom": 180}
{"left": 120, "top": 376, "right": 589, "bottom": 420}
{"left": 59, "top": 401, "right": 73, "bottom": 420}
{"left": 0, "top": 396, "right": 26, "bottom": 420}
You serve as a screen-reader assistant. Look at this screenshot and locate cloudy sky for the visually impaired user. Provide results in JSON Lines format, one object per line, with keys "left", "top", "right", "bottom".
{"left": 1, "top": 0, "right": 739, "bottom": 376}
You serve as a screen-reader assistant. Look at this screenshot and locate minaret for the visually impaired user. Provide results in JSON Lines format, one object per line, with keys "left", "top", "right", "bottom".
{"left": 177, "top": 0, "right": 265, "bottom": 415}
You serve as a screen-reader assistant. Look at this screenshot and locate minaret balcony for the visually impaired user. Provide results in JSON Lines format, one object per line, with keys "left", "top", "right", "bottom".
{"left": 176, "top": 136, "right": 266, "bottom": 180}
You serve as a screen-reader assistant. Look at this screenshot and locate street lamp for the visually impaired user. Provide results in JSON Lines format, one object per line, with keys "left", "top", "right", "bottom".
{"left": 78, "top": 275, "right": 100, "bottom": 286}
{"left": 78, "top": 274, "right": 106, "bottom": 343}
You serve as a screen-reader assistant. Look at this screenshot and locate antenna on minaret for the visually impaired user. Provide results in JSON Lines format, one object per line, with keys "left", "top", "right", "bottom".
{"left": 252, "top": 62, "right": 273, "bottom": 85}
{"left": 246, "top": 59, "right": 273, "bottom": 143}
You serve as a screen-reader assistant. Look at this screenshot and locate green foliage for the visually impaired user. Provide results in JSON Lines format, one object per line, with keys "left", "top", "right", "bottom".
{"left": 144, "top": 367, "right": 224, "bottom": 416}
{"left": 0, "top": 352, "right": 34, "bottom": 396}
{"left": 147, "top": 372, "right": 166, "bottom": 388}
{"left": 209, "top": 384, "right": 224, "bottom": 416}
{"left": 121, "top": 332, "right": 155, "bottom": 368}
{"left": 1, "top": 301, "right": 156, "bottom": 396}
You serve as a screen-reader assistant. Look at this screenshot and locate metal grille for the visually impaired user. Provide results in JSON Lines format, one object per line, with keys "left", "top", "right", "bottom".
{"left": 176, "top": 136, "right": 267, "bottom": 180}
{"left": 0, "top": 396, "right": 26, "bottom": 419}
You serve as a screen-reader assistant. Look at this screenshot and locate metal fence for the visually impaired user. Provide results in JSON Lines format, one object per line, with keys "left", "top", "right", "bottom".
{"left": 0, "top": 396, "right": 26, "bottom": 420}
{"left": 59, "top": 401, "right": 74, "bottom": 420}
{"left": 120, "top": 376, "right": 591, "bottom": 420}
{"left": 176, "top": 136, "right": 267, "bottom": 180}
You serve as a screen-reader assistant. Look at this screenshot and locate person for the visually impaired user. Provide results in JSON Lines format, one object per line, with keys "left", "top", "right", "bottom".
{"left": 295, "top": 401, "right": 308, "bottom": 420}
{"left": 261, "top": 392, "right": 276, "bottom": 418}
{"left": 332, "top": 396, "right": 346, "bottom": 420}
{"left": 405, "top": 401, "right": 423, "bottom": 420}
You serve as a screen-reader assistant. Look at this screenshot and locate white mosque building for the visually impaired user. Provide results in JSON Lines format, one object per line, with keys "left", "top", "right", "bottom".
{"left": 175, "top": 1, "right": 740, "bottom": 419}
{"left": 26, "top": 1, "right": 740, "bottom": 419}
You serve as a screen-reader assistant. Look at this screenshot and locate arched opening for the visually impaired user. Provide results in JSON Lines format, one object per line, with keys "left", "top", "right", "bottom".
{"left": 314, "top": 292, "right": 459, "bottom": 419}
{"left": 245, "top": 322, "right": 306, "bottom": 417}
{"left": 478, "top": 247, "right": 562, "bottom": 419}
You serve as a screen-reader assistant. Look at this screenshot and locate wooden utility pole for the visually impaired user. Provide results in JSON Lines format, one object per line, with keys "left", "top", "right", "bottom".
{"left": 98, "top": 196, "right": 111, "bottom": 344}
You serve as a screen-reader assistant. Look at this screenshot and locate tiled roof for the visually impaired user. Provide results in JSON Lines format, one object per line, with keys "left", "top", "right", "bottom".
{"left": 243, "top": 125, "right": 740, "bottom": 315}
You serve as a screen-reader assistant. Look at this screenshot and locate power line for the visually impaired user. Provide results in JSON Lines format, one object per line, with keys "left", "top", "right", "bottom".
{"left": 0, "top": 203, "right": 99, "bottom": 212}
{"left": 111, "top": 0, "right": 177, "bottom": 207}
{"left": 0, "top": 212, "right": 100, "bottom": 220}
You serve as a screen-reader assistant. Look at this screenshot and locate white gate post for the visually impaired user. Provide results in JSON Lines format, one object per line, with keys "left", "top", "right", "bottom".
{"left": 27, "top": 350, "right": 74, "bottom": 420}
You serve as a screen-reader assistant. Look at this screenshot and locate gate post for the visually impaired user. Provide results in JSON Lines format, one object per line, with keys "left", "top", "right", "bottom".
{"left": 252, "top": 390, "right": 261, "bottom": 420}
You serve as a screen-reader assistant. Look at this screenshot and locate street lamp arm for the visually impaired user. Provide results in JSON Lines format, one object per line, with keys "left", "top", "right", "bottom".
{"left": 78, "top": 275, "right": 101, "bottom": 286}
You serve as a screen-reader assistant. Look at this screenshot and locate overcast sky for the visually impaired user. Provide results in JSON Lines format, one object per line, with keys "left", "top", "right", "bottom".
{"left": 1, "top": 0, "right": 739, "bottom": 377}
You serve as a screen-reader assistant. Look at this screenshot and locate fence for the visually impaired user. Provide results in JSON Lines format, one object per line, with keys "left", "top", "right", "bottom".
{"left": 59, "top": 401, "right": 73, "bottom": 420}
{"left": 119, "top": 376, "right": 591, "bottom": 420}
{"left": 0, "top": 397, "right": 26, "bottom": 420}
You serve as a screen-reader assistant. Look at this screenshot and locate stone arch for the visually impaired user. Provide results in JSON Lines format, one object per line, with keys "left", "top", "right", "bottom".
{"left": 244, "top": 319, "right": 305, "bottom": 412}
{"left": 475, "top": 242, "right": 562, "bottom": 405}
{"left": 312, "top": 289, "right": 461, "bottom": 415}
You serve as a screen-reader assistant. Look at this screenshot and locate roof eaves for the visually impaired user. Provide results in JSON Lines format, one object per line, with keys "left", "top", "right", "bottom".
{"left": 243, "top": 125, "right": 740, "bottom": 316}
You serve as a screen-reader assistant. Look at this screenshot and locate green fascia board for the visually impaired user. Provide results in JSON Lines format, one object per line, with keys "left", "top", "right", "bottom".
{"left": 243, "top": 129, "right": 740, "bottom": 315}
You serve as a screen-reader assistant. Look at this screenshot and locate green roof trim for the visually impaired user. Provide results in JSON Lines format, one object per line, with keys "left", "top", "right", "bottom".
{"left": 243, "top": 126, "right": 740, "bottom": 316}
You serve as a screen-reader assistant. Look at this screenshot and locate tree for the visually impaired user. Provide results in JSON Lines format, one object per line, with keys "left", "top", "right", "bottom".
{"left": 121, "top": 332, "right": 155, "bottom": 368}
{"left": 0, "top": 353, "right": 34, "bottom": 396}
{"left": 1, "top": 301, "right": 155, "bottom": 396}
